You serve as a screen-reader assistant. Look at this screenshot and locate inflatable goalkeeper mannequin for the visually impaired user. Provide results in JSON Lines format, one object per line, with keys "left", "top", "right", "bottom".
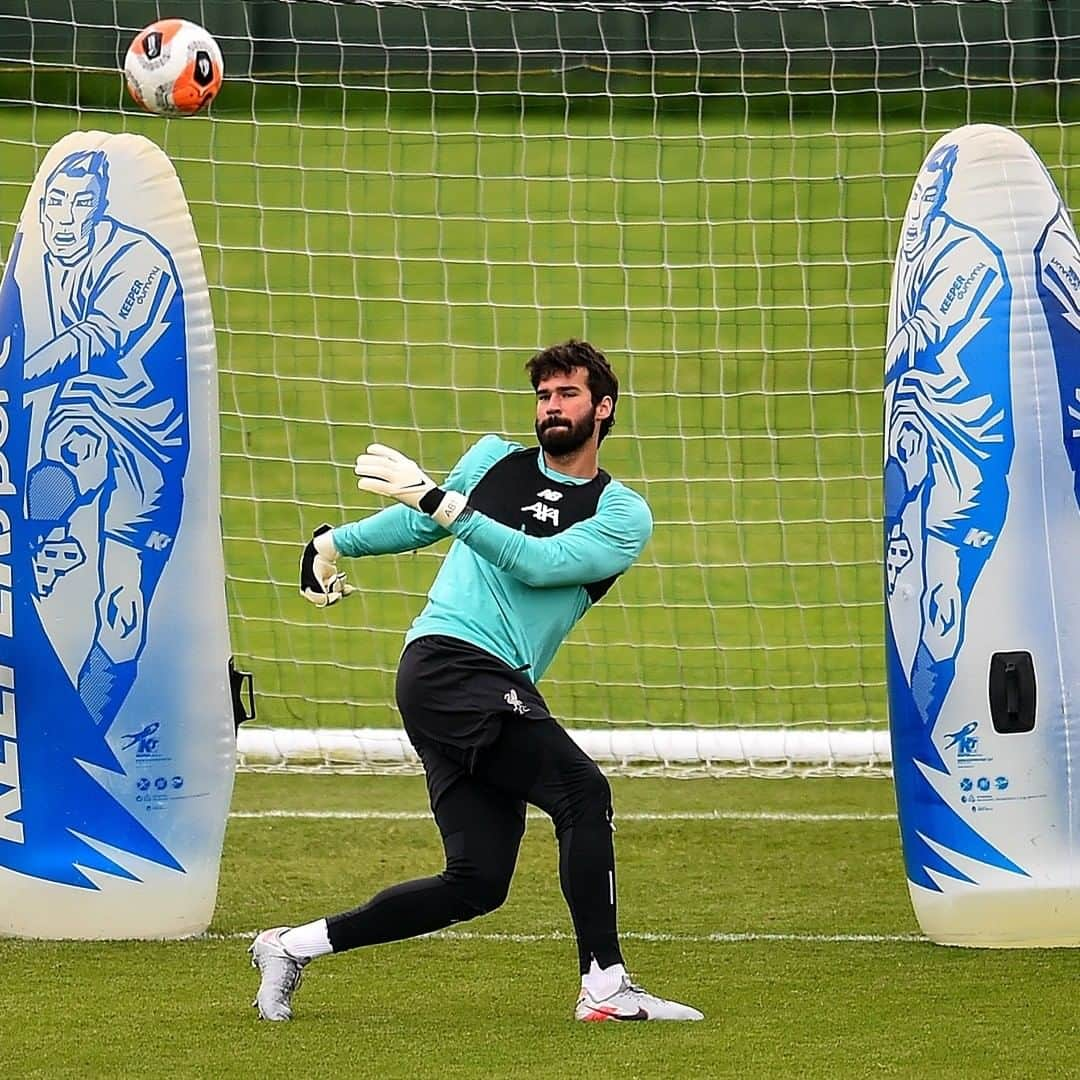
{"left": 0, "top": 131, "right": 236, "bottom": 938}
{"left": 885, "top": 124, "right": 1080, "bottom": 946}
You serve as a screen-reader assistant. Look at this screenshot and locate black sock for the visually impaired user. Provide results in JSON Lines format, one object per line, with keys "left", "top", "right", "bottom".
{"left": 326, "top": 876, "right": 469, "bottom": 952}
{"left": 559, "top": 818, "right": 624, "bottom": 974}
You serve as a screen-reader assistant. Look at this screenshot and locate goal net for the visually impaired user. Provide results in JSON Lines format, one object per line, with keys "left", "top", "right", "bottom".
{"left": 2, "top": 0, "right": 1075, "bottom": 775}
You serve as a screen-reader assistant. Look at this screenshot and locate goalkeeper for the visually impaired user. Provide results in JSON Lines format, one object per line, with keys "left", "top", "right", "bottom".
{"left": 250, "top": 339, "right": 703, "bottom": 1024}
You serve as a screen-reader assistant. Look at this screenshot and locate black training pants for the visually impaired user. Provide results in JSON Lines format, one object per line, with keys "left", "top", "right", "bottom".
{"left": 325, "top": 636, "right": 624, "bottom": 974}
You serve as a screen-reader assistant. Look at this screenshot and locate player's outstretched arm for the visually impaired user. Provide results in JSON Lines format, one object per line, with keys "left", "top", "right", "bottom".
{"left": 300, "top": 501, "right": 452, "bottom": 608}
{"left": 354, "top": 442, "right": 652, "bottom": 589}
{"left": 450, "top": 486, "right": 653, "bottom": 588}
{"left": 308, "top": 438, "right": 513, "bottom": 605}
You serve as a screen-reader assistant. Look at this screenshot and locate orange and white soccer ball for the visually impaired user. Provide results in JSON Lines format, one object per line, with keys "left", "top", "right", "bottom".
{"left": 124, "top": 19, "right": 223, "bottom": 117}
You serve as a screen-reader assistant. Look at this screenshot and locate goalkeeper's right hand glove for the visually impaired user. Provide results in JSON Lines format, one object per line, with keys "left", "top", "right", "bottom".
{"left": 353, "top": 444, "right": 468, "bottom": 528}
{"left": 300, "top": 524, "right": 354, "bottom": 607}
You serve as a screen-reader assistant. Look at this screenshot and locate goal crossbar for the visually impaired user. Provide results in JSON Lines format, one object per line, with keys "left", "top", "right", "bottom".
{"left": 236, "top": 726, "right": 893, "bottom": 777}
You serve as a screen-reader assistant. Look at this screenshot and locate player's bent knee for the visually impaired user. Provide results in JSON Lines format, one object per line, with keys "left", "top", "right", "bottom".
{"left": 441, "top": 869, "right": 512, "bottom": 918}
{"left": 549, "top": 762, "right": 612, "bottom": 834}
{"left": 466, "top": 872, "right": 512, "bottom": 915}
{"left": 576, "top": 761, "right": 612, "bottom": 813}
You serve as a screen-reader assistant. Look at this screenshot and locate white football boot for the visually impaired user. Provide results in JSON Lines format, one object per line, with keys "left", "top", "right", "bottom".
{"left": 575, "top": 975, "right": 704, "bottom": 1022}
{"left": 250, "top": 927, "right": 310, "bottom": 1021}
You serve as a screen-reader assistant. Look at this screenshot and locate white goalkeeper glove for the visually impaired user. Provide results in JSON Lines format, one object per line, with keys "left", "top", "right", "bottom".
{"left": 353, "top": 444, "right": 468, "bottom": 528}
{"left": 300, "top": 524, "right": 354, "bottom": 607}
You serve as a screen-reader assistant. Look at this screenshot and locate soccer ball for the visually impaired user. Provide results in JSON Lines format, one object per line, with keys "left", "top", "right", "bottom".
{"left": 124, "top": 19, "right": 223, "bottom": 117}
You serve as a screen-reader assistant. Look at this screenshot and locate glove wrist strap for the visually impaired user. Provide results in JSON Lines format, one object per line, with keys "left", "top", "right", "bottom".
{"left": 420, "top": 487, "right": 468, "bottom": 528}
{"left": 312, "top": 525, "right": 340, "bottom": 561}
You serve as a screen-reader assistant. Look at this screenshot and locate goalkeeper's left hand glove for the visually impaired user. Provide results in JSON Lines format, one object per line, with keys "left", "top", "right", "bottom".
{"left": 353, "top": 444, "right": 468, "bottom": 528}
{"left": 300, "top": 524, "right": 354, "bottom": 607}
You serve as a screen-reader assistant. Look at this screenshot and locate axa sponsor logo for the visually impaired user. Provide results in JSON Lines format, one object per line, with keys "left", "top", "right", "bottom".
{"left": 522, "top": 501, "right": 559, "bottom": 526}
{"left": 522, "top": 488, "right": 564, "bottom": 526}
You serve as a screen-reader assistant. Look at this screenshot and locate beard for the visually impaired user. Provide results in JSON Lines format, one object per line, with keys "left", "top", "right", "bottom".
{"left": 536, "top": 407, "right": 596, "bottom": 456}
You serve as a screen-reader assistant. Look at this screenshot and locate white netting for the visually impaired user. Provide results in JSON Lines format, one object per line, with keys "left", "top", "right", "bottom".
{"left": 2, "top": 0, "right": 1077, "bottom": 774}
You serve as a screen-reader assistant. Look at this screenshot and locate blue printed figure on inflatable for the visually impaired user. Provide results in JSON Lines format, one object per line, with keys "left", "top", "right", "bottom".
{"left": 27, "top": 149, "right": 189, "bottom": 733}
{"left": 885, "top": 141, "right": 1012, "bottom": 735}
{"left": 0, "top": 132, "right": 234, "bottom": 940}
{"left": 1035, "top": 200, "right": 1080, "bottom": 507}
{"left": 886, "top": 125, "right": 1080, "bottom": 946}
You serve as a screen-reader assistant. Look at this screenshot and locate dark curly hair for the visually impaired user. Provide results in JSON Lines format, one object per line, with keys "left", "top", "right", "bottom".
{"left": 525, "top": 339, "right": 618, "bottom": 443}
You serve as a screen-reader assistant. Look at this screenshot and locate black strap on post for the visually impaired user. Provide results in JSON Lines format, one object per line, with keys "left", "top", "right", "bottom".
{"left": 988, "top": 651, "right": 1036, "bottom": 734}
{"left": 229, "top": 656, "right": 255, "bottom": 732}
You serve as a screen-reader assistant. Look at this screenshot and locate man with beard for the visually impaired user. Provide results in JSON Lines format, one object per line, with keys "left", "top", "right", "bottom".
{"left": 250, "top": 339, "right": 702, "bottom": 1024}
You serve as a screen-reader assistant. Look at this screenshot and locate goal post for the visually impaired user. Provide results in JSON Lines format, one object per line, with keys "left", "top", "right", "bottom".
{"left": 2, "top": 0, "right": 1077, "bottom": 776}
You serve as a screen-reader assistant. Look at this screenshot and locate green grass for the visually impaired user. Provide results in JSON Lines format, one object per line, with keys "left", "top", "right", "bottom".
{"left": 1, "top": 772, "right": 1078, "bottom": 1078}
{"left": 3, "top": 70, "right": 1079, "bottom": 1078}
{"left": 3, "top": 96, "right": 1080, "bottom": 733}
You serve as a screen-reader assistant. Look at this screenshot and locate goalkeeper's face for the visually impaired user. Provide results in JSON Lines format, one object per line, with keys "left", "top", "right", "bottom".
{"left": 534, "top": 367, "right": 604, "bottom": 456}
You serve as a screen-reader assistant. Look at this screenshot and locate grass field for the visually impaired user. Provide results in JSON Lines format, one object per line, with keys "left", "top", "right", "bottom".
{"left": 4, "top": 88, "right": 1080, "bottom": 1076}
{"left": 10, "top": 95, "right": 1079, "bottom": 739}
{"left": 2, "top": 772, "right": 1078, "bottom": 1078}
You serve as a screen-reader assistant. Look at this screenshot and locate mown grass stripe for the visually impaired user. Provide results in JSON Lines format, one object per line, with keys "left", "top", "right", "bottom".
{"left": 228, "top": 809, "right": 896, "bottom": 822}
{"left": 205, "top": 929, "right": 923, "bottom": 944}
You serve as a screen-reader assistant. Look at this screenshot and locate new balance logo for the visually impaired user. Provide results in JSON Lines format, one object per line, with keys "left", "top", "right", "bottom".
{"left": 503, "top": 689, "right": 530, "bottom": 715}
{"left": 521, "top": 501, "right": 559, "bottom": 527}
{"left": 536, "top": 488, "right": 563, "bottom": 502}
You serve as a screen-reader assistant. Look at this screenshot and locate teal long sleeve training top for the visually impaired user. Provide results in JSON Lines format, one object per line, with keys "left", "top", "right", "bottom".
{"left": 330, "top": 435, "right": 652, "bottom": 679}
